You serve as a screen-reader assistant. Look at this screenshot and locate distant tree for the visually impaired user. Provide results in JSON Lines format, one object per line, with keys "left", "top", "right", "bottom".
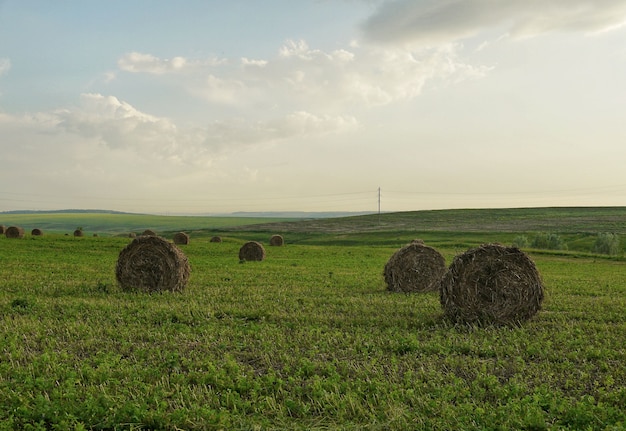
{"left": 593, "top": 233, "right": 620, "bottom": 255}
{"left": 512, "top": 235, "right": 529, "bottom": 248}
{"left": 531, "top": 233, "right": 567, "bottom": 250}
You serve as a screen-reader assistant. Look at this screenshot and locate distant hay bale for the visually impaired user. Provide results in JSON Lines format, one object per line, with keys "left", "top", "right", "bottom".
{"left": 383, "top": 241, "right": 446, "bottom": 293}
{"left": 5, "top": 226, "right": 25, "bottom": 239}
{"left": 440, "top": 243, "right": 544, "bottom": 326}
{"left": 128, "top": 232, "right": 137, "bottom": 238}
{"left": 269, "top": 234, "right": 284, "bottom": 246}
{"left": 93, "top": 233, "right": 98, "bottom": 237}
{"left": 173, "top": 232, "right": 190, "bottom": 245}
{"left": 73, "top": 229, "right": 84, "bottom": 237}
{"left": 31, "top": 228, "right": 44, "bottom": 236}
{"left": 115, "top": 235, "right": 190, "bottom": 293}
{"left": 239, "top": 241, "right": 266, "bottom": 261}
{"left": 209, "top": 236, "right": 222, "bottom": 243}
{"left": 0, "top": 225, "right": 6, "bottom": 234}
{"left": 142, "top": 229, "right": 157, "bottom": 236}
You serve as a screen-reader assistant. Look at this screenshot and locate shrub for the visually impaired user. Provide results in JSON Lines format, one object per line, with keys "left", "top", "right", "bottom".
{"left": 593, "top": 233, "right": 620, "bottom": 256}
{"left": 531, "top": 233, "right": 567, "bottom": 250}
{"left": 512, "top": 235, "right": 529, "bottom": 248}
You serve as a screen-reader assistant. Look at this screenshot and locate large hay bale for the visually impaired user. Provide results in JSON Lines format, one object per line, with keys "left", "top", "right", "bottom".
{"left": 383, "top": 241, "right": 446, "bottom": 293}
{"left": 142, "top": 229, "right": 157, "bottom": 236}
{"left": 239, "top": 241, "right": 266, "bottom": 261}
{"left": 5, "top": 226, "right": 25, "bottom": 239}
{"left": 269, "top": 234, "right": 284, "bottom": 246}
{"left": 440, "top": 243, "right": 544, "bottom": 326}
{"left": 115, "top": 235, "right": 190, "bottom": 293}
{"left": 209, "top": 236, "right": 222, "bottom": 243}
{"left": 173, "top": 232, "right": 190, "bottom": 245}
{"left": 31, "top": 228, "right": 44, "bottom": 236}
{"left": 73, "top": 229, "right": 84, "bottom": 237}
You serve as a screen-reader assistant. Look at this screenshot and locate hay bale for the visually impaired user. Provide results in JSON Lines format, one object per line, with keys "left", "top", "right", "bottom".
{"left": 239, "top": 241, "right": 266, "bottom": 261}
{"left": 142, "top": 229, "right": 157, "bottom": 236}
{"left": 5, "top": 226, "right": 25, "bottom": 239}
{"left": 173, "top": 232, "right": 190, "bottom": 245}
{"left": 384, "top": 241, "right": 446, "bottom": 293}
{"left": 209, "top": 236, "right": 222, "bottom": 243}
{"left": 31, "top": 228, "right": 44, "bottom": 236}
{"left": 269, "top": 234, "right": 284, "bottom": 246}
{"left": 128, "top": 232, "right": 137, "bottom": 238}
{"left": 0, "top": 225, "right": 6, "bottom": 234}
{"left": 440, "top": 243, "right": 544, "bottom": 326}
{"left": 115, "top": 235, "right": 190, "bottom": 293}
{"left": 73, "top": 229, "right": 84, "bottom": 237}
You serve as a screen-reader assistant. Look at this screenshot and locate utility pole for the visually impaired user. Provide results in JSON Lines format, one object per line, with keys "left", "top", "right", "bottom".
{"left": 378, "top": 187, "right": 381, "bottom": 225}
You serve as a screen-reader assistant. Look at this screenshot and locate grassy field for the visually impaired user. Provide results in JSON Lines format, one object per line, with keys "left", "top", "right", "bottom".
{"left": 0, "top": 208, "right": 625, "bottom": 430}
{"left": 0, "top": 212, "right": 297, "bottom": 237}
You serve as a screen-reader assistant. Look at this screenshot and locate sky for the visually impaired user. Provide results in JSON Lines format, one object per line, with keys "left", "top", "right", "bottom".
{"left": 1, "top": 0, "right": 626, "bottom": 214}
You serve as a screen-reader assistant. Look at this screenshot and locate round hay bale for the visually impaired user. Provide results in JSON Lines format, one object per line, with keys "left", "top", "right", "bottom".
{"left": 31, "top": 228, "right": 44, "bottom": 236}
{"left": 5, "top": 226, "right": 25, "bottom": 239}
{"left": 269, "top": 234, "right": 284, "bottom": 246}
{"left": 0, "top": 225, "right": 6, "bottom": 234}
{"left": 115, "top": 235, "right": 190, "bottom": 293}
{"left": 440, "top": 243, "right": 544, "bottom": 326}
{"left": 173, "top": 232, "right": 190, "bottom": 245}
{"left": 238, "top": 241, "right": 266, "bottom": 261}
{"left": 383, "top": 241, "right": 446, "bottom": 293}
{"left": 209, "top": 236, "right": 222, "bottom": 243}
{"left": 93, "top": 233, "right": 98, "bottom": 237}
{"left": 142, "top": 229, "right": 157, "bottom": 236}
{"left": 73, "top": 229, "right": 84, "bottom": 237}
{"left": 128, "top": 232, "right": 137, "bottom": 238}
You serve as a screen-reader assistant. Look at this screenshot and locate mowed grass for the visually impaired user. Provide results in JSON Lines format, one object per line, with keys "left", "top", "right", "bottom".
{"left": 0, "top": 228, "right": 625, "bottom": 429}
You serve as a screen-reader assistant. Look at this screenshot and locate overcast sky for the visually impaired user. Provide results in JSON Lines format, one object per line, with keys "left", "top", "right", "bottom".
{"left": 2, "top": 1, "right": 626, "bottom": 214}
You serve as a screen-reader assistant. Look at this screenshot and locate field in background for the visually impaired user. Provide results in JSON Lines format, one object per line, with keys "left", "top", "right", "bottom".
{"left": 0, "top": 212, "right": 297, "bottom": 236}
{"left": 0, "top": 207, "right": 625, "bottom": 429}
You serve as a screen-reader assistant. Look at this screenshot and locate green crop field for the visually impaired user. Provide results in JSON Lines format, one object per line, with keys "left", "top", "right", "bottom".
{"left": 0, "top": 208, "right": 625, "bottom": 430}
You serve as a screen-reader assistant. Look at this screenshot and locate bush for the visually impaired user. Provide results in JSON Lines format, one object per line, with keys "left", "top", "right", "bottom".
{"left": 531, "top": 233, "right": 567, "bottom": 250}
{"left": 593, "top": 233, "right": 620, "bottom": 256}
{"left": 512, "top": 235, "right": 529, "bottom": 248}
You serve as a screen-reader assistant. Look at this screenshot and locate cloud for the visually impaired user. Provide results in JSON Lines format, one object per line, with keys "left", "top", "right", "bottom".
{"left": 0, "top": 94, "right": 360, "bottom": 210}
{"left": 5, "top": 93, "right": 356, "bottom": 166}
{"left": 0, "top": 58, "right": 10, "bottom": 76}
{"left": 362, "top": 0, "right": 626, "bottom": 45}
{"left": 116, "top": 40, "right": 488, "bottom": 111}
{"left": 118, "top": 51, "right": 225, "bottom": 74}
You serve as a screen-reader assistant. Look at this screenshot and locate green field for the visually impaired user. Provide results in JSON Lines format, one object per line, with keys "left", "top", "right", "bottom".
{"left": 0, "top": 212, "right": 297, "bottom": 237}
{"left": 0, "top": 208, "right": 625, "bottom": 430}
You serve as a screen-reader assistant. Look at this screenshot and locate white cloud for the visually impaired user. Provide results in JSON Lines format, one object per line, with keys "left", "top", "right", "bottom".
{"left": 118, "top": 52, "right": 225, "bottom": 74}
{"left": 362, "top": 0, "right": 626, "bottom": 45}
{"left": 3, "top": 93, "right": 357, "bottom": 167}
{"left": 116, "top": 39, "right": 488, "bottom": 112}
{"left": 0, "top": 58, "right": 10, "bottom": 76}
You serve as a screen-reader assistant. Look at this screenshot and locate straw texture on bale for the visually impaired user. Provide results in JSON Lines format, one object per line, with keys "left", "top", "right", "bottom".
{"left": 142, "top": 229, "right": 157, "bottom": 236}
{"left": 239, "top": 241, "right": 266, "bottom": 261}
{"left": 173, "top": 232, "right": 190, "bottom": 245}
{"left": 115, "top": 235, "right": 190, "bottom": 293}
{"left": 73, "top": 229, "right": 84, "bottom": 237}
{"left": 31, "top": 228, "right": 43, "bottom": 236}
{"left": 440, "top": 243, "right": 544, "bottom": 326}
{"left": 269, "top": 234, "right": 284, "bottom": 246}
{"left": 209, "top": 236, "right": 222, "bottom": 243}
{"left": 5, "top": 226, "right": 25, "bottom": 239}
{"left": 383, "top": 241, "right": 446, "bottom": 293}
